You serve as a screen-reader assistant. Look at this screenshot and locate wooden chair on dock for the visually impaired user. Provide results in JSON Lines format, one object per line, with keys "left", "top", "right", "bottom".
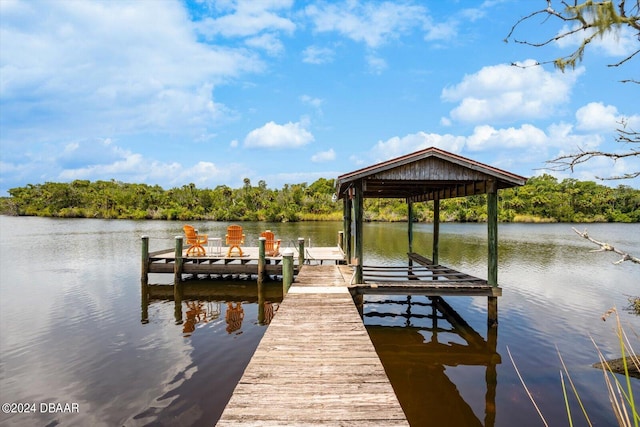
{"left": 183, "top": 225, "right": 208, "bottom": 256}
{"left": 260, "top": 230, "right": 281, "bottom": 257}
{"left": 225, "top": 225, "right": 245, "bottom": 257}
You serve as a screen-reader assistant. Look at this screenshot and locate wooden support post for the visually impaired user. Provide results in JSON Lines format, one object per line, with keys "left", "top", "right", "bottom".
{"left": 282, "top": 249, "right": 294, "bottom": 294}
{"left": 257, "top": 269, "right": 266, "bottom": 325}
{"left": 140, "top": 236, "right": 149, "bottom": 324}
{"left": 338, "top": 231, "right": 344, "bottom": 251}
{"left": 487, "top": 183, "right": 498, "bottom": 286}
{"left": 174, "top": 236, "right": 184, "bottom": 325}
{"left": 344, "top": 197, "right": 352, "bottom": 264}
{"left": 298, "top": 237, "right": 305, "bottom": 266}
{"left": 407, "top": 200, "right": 413, "bottom": 253}
{"left": 433, "top": 199, "right": 440, "bottom": 265}
{"left": 141, "top": 235, "right": 149, "bottom": 282}
{"left": 354, "top": 180, "right": 364, "bottom": 284}
{"left": 258, "top": 237, "right": 266, "bottom": 285}
{"left": 487, "top": 180, "right": 498, "bottom": 326}
{"left": 174, "top": 236, "right": 183, "bottom": 285}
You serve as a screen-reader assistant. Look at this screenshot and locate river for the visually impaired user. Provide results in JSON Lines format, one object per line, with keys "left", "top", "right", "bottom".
{"left": 0, "top": 217, "right": 638, "bottom": 426}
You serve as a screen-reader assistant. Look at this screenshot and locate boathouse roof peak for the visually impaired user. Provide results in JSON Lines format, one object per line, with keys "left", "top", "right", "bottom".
{"left": 335, "top": 147, "right": 527, "bottom": 202}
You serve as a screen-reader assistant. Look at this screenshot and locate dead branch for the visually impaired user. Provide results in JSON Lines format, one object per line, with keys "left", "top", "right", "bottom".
{"left": 505, "top": 1, "right": 640, "bottom": 71}
{"left": 545, "top": 148, "right": 640, "bottom": 180}
{"left": 572, "top": 227, "right": 640, "bottom": 264}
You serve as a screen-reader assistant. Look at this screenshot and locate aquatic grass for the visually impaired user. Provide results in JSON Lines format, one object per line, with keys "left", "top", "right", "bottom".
{"left": 597, "top": 308, "right": 639, "bottom": 427}
{"left": 556, "top": 346, "right": 593, "bottom": 426}
{"left": 506, "top": 346, "right": 549, "bottom": 427}
{"left": 509, "top": 307, "right": 639, "bottom": 426}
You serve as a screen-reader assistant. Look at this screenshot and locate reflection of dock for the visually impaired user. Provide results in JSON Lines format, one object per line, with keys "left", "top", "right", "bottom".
{"left": 217, "top": 265, "right": 408, "bottom": 426}
{"left": 366, "top": 296, "right": 499, "bottom": 426}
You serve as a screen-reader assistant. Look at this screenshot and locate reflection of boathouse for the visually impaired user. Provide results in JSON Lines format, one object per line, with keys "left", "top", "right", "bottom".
{"left": 364, "top": 295, "right": 499, "bottom": 426}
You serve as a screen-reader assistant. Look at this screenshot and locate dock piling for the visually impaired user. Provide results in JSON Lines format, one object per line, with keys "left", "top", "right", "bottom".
{"left": 258, "top": 237, "right": 266, "bottom": 285}
{"left": 282, "top": 249, "right": 294, "bottom": 294}
{"left": 297, "top": 237, "right": 305, "bottom": 265}
{"left": 141, "top": 236, "right": 149, "bottom": 324}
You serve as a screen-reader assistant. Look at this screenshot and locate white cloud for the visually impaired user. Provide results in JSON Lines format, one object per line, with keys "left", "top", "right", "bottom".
{"left": 244, "top": 120, "right": 314, "bottom": 148}
{"left": 466, "top": 124, "right": 548, "bottom": 151}
{"left": 371, "top": 131, "right": 466, "bottom": 161}
{"left": 442, "top": 60, "right": 583, "bottom": 123}
{"left": 0, "top": 1, "right": 262, "bottom": 141}
{"left": 245, "top": 33, "right": 285, "bottom": 56}
{"left": 305, "top": 1, "right": 427, "bottom": 48}
{"left": 195, "top": 0, "right": 295, "bottom": 38}
{"left": 574, "top": 102, "right": 640, "bottom": 132}
{"left": 302, "top": 45, "right": 335, "bottom": 64}
{"left": 300, "top": 95, "right": 323, "bottom": 110}
{"left": 311, "top": 148, "right": 335, "bottom": 163}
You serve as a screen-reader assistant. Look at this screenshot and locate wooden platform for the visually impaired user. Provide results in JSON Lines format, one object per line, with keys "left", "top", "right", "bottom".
{"left": 217, "top": 265, "right": 408, "bottom": 426}
{"left": 146, "top": 246, "right": 345, "bottom": 277}
{"left": 354, "top": 252, "right": 501, "bottom": 297}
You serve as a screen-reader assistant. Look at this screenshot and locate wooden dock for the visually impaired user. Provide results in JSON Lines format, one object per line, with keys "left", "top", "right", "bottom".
{"left": 145, "top": 243, "right": 345, "bottom": 278}
{"left": 216, "top": 264, "right": 408, "bottom": 426}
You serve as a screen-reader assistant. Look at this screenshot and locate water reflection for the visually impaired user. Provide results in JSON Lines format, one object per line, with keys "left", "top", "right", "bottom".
{"left": 365, "top": 295, "right": 499, "bottom": 427}
{"left": 142, "top": 279, "right": 282, "bottom": 327}
{"left": 133, "top": 279, "right": 283, "bottom": 425}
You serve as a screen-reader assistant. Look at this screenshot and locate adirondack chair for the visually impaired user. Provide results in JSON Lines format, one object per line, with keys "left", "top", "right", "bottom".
{"left": 225, "top": 225, "right": 245, "bottom": 257}
{"left": 183, "top": 225, "right": 208, "bottom": 256}
{"left": 260, "top": 230, "right": 281, "bottom": 257}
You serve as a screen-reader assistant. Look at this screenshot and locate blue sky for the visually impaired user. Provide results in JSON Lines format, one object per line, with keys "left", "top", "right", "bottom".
{"left": 1, "top": 0, "right": 638, "bottom": 196}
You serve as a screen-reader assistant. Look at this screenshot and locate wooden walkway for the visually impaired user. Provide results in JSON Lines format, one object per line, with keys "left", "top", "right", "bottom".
{"left": 217, "top": 265, "right": 408, "bottom": 426}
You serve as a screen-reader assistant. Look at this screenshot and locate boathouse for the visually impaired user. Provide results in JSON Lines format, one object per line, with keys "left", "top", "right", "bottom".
{"left": 334, "top": 147, "right": 527, "bottom": 324}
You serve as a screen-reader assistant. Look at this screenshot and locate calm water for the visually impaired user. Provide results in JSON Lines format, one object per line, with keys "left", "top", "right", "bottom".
{"left": 0, "top": 217, "right": 638, "bottom": 426}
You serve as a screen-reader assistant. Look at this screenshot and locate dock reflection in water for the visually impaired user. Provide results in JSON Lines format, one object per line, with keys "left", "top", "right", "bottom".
{"left": 364, "top": 295, "right": 499, "bottom": 427}
{"left": 136, "top": 279, "right": 282, "bottom": 425}
{"left": 142, "top": 279, "right": 282, "bottom": 328}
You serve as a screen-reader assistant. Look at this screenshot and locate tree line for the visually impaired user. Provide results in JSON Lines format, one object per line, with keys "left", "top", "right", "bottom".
{"left": 1, "top": 174, "right": 638, "bottom": 223}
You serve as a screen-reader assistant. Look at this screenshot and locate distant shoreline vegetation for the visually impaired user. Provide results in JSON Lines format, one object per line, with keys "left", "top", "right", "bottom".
{"left": 1, "top": 175, "right": 638, "bottom": 223}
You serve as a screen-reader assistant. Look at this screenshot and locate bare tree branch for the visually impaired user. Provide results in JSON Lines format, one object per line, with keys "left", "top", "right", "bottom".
{"left": 505, "top": 1, "right": 640, "bottom": 71}
{"left": 544, "top": 120, "right": 640, "bottom": 180}
{"left": 573, "top": 227, "right": 640, "bottom": 264}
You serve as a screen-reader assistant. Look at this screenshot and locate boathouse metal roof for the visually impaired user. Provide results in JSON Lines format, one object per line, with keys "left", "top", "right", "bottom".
{"left": 335, "top": 147, "right": 527, "bottom": 202}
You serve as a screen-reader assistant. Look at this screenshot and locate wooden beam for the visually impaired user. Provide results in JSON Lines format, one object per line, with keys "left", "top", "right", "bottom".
{"left": 407, "top": 200, "right": 413, "bottom": 253}
{"left": 344, "top": 197, "right": 352, "bottom": 263}
{"left": 487, "top": 180, "right": 498, "bottom": 286}
{"left": 354, "top": 180, "right": 364, "bottom": 284}
{"left": 433, "top": 199, "right": 440, "bottom": 265}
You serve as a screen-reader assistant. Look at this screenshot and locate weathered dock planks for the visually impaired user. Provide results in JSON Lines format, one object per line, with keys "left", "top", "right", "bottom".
{"left": 217, "top": 265, "right": 408, "bottom": 426}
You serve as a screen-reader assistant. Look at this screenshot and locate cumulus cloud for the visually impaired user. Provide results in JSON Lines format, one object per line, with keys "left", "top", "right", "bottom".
{"left": 441, "top": 60, "right": 583, "bottom": 123}
{"left": 244, "top": 120, "right": 314, "bottom": 148}
{"left": 574, "top": 102, "right": 640, "bottom": 132}
{"left": 311, "top": 148, "right": 335, "bottom": 162}
{"left": 371, "top": 131, "right": 466, "bottom": 161}
{"left": 195, "top": 0, "right": 295, "bottom": 38}
{"left": 305, "top": 1, "right": 427, "bottom": 48}
{"left": 466, "top": 124, "right": 548, "bottom": 151}
{"left": 0, "top": 1, "right": 262, "bottom": 142}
